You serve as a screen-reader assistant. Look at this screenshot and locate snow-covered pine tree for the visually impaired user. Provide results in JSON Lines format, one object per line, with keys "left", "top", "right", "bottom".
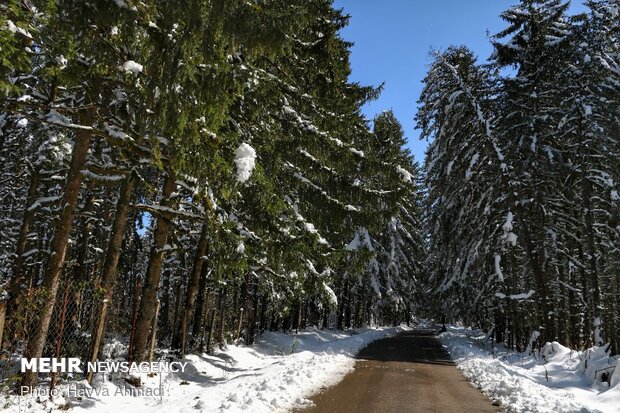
{"left": 416, "top": 46, "right": 507, "bottom": 336}
{"left": 492, "top": 0, "right": 575, "bottom": 344}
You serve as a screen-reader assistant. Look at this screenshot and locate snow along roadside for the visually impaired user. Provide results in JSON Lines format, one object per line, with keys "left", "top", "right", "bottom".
{"left": 4, "top": 326, "right": 407, "bottom": 413}
{"left": 440, "top": 326, "right": 620, "bottom": 413}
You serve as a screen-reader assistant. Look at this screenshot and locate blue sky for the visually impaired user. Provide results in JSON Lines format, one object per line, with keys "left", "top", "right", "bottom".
{"left": 333, "top": 0, "right": 587, "bottom": 164}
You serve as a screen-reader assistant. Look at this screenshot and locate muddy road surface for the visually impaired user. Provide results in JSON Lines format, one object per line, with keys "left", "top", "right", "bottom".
{"left": 300, "top": 329, "right": 499, "bottom": 413}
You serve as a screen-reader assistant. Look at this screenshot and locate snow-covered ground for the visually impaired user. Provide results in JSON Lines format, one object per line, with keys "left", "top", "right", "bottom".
{"left": 441, "top": 326, "right": 620, "bottom": 413}
{"left": 3, "top": 326, "right": 406, "bottom": 413}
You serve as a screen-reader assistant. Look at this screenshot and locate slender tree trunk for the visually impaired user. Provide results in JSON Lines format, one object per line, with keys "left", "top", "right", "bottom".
{"left": 148, "top": 300, "right": 160, "bottom": 362}
{"left": 99, "top": 174, "right": 136, "bottom": 295}
{"left": 579, "top": 243, "right": 592, "bottom": 347}
{"left": 344, "top": 288, "right": 352, "bottom": 329}
{"left": 258, "top": 293, "right": 268, "bottom": 337}
{"left": 4, "top": 166, "right": 39, "bottom": 346}
{"left": 65, "top": 190, "right": 95, "bottom": 348}
{"left": 235, "top": 309, "right": 244, "bottom": 342}
{"left": 557, "top": 266, "right": 569, "bottom": 345}
{"left": 522, "top": 222, "right": 552, "bottom": 342}
{"left": 171, "top": 282, "right": 182, "bottom": 344}
{"left": 246, "top": 283, "right": 258, "bottom": 345}
{"left": 337, "top": 277, "right": 348, "bottom": 330}
{"left": 218, "top": 286, "right": 228, "bottom": 349}
{"left": 127, "top": 277, "right": 141, "bottom": 364}
{"left": 614, "top": 272, "right": 620, "bottom": 351}
{"left": 174, "top": 223, "right": 209, "bottom": 356}
{"left": 131, "top": 174, "right": 176, "bottom": 362}
{"left": 191, "top": 265, "right": 210, "bottom": 347}
{"left": 87, "top": 174, "right": 135, "bottom": 381}
{"left": 583, "top": 178, "right": 602, "bottom": 344}
{"left": 206, "top": 307, "right": 216, "bottom": 354}
{"left": 568, "top": 260, "right": 579, "bottom": 347}
{"left": 22, "top": 108, "right": 94, "bottom": 388}
{"left": 159, "top": 270, "right": 172, "bottom": 338}
{"left": 0, "top": 301, "right": 6, "bottom": 351}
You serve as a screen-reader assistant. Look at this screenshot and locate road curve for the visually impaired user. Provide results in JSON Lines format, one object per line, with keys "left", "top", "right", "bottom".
{"left": 299, "top": 329, "right": 499, "bottom": 413}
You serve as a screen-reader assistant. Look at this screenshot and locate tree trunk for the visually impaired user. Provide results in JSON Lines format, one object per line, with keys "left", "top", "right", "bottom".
{"left": 171, "top": 282, "right": 182, "bottom": 344}
{"left": 174, "top": 223, "right": 209, "bottom": 356}
{"left": 583, "top": 178, "right": 602, "bottom": 344}
{"left": 0, "top": 300, "right": 6, "bottom": 350}
{"left": 21, "top": 108, "right": 94, "bottom": 388}
{"left": 65, "top": 190, "right": 95, "bottom": 349}
{"left": 191, "top": 265, "right": 210, "bottom": 347}
{"left": 235, "top": 309, "right": 244, "bottom": 342}
{"left": 4, "top": 167, "right": 39, "bottom": 348}
{"left": 344, "top": 288, "right": 352, "bottom": 329}
{"left": 87, "top": 174, "right": 135, "bottom": 381}
{"left": 218, "top": 286, "right": 228, "bottom": 349}
{"left": 337, "top": 277, "right": 348, "bottom": 330}
{"left": 522, "top": 222, "right": 552, "bottom": 342}
{"left": 246, "top": 284, "right": 258, "bottom": 345}
{"left": 159, "top": 270, "right": 172, "bottom": 338}
{"left": 6, "top": 167, "right": 39, "bottom": 320}
{"left": 131, "top": 174, "right": 176, "bottom": 362}
{"left": 206, "top": 308, "right": 216, "bottom": 354}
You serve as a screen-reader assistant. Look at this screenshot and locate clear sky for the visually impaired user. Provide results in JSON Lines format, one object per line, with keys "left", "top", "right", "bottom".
{"left": 333, "top": 0, "right": 588, "bottom": 164}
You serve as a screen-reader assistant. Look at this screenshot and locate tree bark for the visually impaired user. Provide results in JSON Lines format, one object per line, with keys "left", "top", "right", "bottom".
{"left": 21, "top": 108, "right": 95, "bottom": 388}
{"left": 87, "top": 173, "right": 135, "bottom": 381}
{"left": 246, "top": 284, "right": 258, "bottom": 345}
{"left": 131, "top": 174, "right": 176, "bottom": 362}
{"left": 65, "top": 190, "right": 95, "bottom": 348}
{"left": 217, "top": 286, "right": 228, "bottom": 349}
{"left": 0, "top": 301, "right": 6, "bottom": 351}
{"left": 206, "top": 307, "right": 216, "bottom": 354}
{"left": 583, "top": 178, "right": 602, "bottom": 344}
{"left": 191, "top": 265, "right": 210, "bottom": 347}
{"left": 4, "top": 166, "right": 39, "bottom": 347}
{"left": 522, "top": 221, "right": 553, "bottom": 342}
{"left": 174, "top": 223, "right": 209, "bottom": 356}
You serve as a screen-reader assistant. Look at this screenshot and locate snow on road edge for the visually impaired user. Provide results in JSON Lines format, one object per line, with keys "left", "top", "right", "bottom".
{"left": 440, "top": 326, "right": 619, "bottom": 413}
{"left": 4, "top": 326, "right": 407, "bottom": 413}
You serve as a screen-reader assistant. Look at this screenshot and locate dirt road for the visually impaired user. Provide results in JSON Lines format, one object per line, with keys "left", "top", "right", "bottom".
{"left": 300, "top": 329, "right": 499, "bottom": 413}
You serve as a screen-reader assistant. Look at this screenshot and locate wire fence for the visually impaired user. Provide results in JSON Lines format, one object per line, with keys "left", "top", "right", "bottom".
{"left": 0, "top": 281, "right": 101, "bottom": 386}
{"left": 0, "top": 277, "right": 232, "bottom": 392}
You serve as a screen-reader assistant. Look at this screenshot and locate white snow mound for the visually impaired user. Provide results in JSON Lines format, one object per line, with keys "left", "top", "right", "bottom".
{"left": 234, "top": 142, "right": 257, "bottom": 183}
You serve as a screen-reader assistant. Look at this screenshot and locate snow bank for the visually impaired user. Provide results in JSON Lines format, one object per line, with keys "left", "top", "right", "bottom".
{"left": 441, "top": 326, "right": 619, "bottom": 413}
{"left": 3, "top": 326, "right": 405, "bottom": 413}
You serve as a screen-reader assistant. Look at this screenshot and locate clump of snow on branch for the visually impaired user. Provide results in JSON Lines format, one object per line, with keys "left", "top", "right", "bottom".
{"left": 323, "top": 282, "right": 338, "bottom": 306}
{"left": 396, "top": 165, "right": 412, "bottom": 183}
{"left": 234, "top": 143, "right": 257, "bottom": 183}
{"left": 6, "top": 20, "right": 31, "bottom": 37}
{"left": 119, "top": 60, "right": 143, "bottom": 74}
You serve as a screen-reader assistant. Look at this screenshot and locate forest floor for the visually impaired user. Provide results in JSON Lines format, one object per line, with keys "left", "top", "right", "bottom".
{"left": 299, "top": 329, "right": 499, "bottom": 413}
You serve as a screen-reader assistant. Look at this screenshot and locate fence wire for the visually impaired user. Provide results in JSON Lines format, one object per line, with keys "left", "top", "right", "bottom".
{"left": 1, "top": 280, "right": 101, "bottom": 385}
{"left": 1, "top": 275, "right": 235, "bottom": 391}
